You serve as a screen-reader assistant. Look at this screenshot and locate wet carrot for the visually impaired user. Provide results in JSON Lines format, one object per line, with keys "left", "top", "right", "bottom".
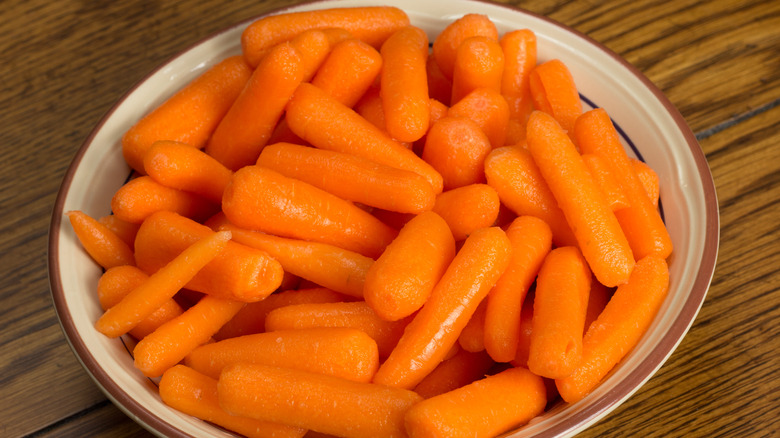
{"left": 457, "top": 299, "right": 487, "bottom": 353}
{"left": 426, "top": 53, "right": 453, "bottom": 106}
{"left": 95, "top": 230, "right": 231, "bottom": 338}
{"left": 581, "top": 153, "right": 630, "bottom": 211}
{"left": 451, "top": 36, "right": 504, "bottom": 104}
{"left": 484, "top": 216, "right": 552, "bottom": 363}
{"left": 122, "top": 55, "right": 251, "bottom": 173}
{"left": 405, "top": 366, "right": 547, "bottom": 438}
{"left": 529, "top": 59, "right": 582, "bottom": 134}
{"left": 422, "top": 116, "right": 492, "bottom": 190}
{"left": 556, "top": 256, "right": 669, "bottom": 403}
{"left": 218, "top": 363, "right": 423, "bottom": 438}
{"left": 431, "top": 14, "right": 498, "bottom": 80}
{"left": 432, "top": 184, "right": 501, "bottom": 242}
{"left": 364, "top": 211, "right": 456, "bottom": 321}
{"left": 631, "top": 158, "right": 660, "bottom": 207}
{"left": 526, "top": 111, "right": 635, "bottom": 287}
{"left": 66, "top": 210, "right": 134, "bottom": 269}
{"left": 412, "top": 349, "right": 495, "bottom": 399}
{"left": 97, "top": 215, "right": 140, "bottom": 248}
{"left": 110, "top": 176, "right": 218, "bottom": 224}
{"left": 311, "top": 38, "right": 382, "bottom": 108}
{"left": 373, "top": 227, "right": 512, "bottom": 389}
{"left": 448, "top": 87, "right": 510, "bottom": 149}
{"left": 500, "top": 29, "right": 537, "bottom": 122}
{"left": 221, "top": 165, "right": 397, "bottom": 259}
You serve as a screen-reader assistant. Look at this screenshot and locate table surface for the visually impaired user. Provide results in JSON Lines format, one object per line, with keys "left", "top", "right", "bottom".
{"left": 2, "top": 0, "right": 778, "bottom": 437}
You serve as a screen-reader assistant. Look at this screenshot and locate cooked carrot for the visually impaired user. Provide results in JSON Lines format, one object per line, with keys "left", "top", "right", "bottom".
{"left": 311, "top": 38, "right": 382, "bottom": 108}
{"left": 528, "top": 246, "right": 591, "bottom": 379}
{"left": 122, "top": 55, "right": 251, "bottom": 173}
{"left": 143, "top": 140, "right": 233, "bottom": 204}
{"left": 581, "top": 153, "right": 630, "bottom": 211}
{"left": 364, "top": 211, "right": 456, "bottom": 321}
{"left": 110, "top": 176, "right": 218, "bottom": 224}
{"left": 222, "top": 224, "right": 372, "bottom": 298}
{"left": 631, "top": 158, "right": 660, "bottom": 207}
{"left": 285, "top": 83, "right": 443, "bottom": 193}
{"left": 95, "top": 230, "right": 231, "bottom": 338}
{"left": 241, "top": 6, "right": 410, "bottom": 68}
{"left": 556, "top": 256, "right": 670, "bottom": 403}
{"left": 66, "top": 210, "right": 135, "bottom": 269}
{"left": 373, "top": 227, "right": 512, "bottom": 389}
{"left": 457, "top": 298, "right": 487, "bottom": 353}
{"left": 218, "top": 363, "right": 422, "bottom": 438}
{"left": 426, "top": 53, "right": 453, "bottom": 106}
{"left": 451, "top": 36, "right": 504, "bottom": 104}
{"left": 585, "top": 278, "right": 612, "bottom": 330}
{"left": 484, "top": 146, "right": 577, "bottom": 247}
{"left": 412, "top": 349, "right": 494, "bottom": 399}
{"left": 432, "top": 184, "right": 501, "bottom": 242}
{"left": 287, "top": 29, "right": 332, "bottom": 82}
{"left": 448, "top": 87, "right": 510, "bottom": 149}
{"left": 185, "top": 327, "right": 378, "bottom": 382}
{"left": 422, "top": 116, "right": 492, "bottom": 190}
{"left": 159, "top": 365, "right": 306, "bottom": 438}
{"left": 573, "top": 108, "right": 673, "bottom": 259}
{"left": 405, "top": 366, "right": 547, "bottom": 438}
{"left": 256, "top": 142, "right": 436, "bottom": 214}
{"left": 134, "top": 211, "right": 283, "bottom": 302}
{"left": 265, "top": 301, "right": 410, "bottom": 359}
{"left": 529, "top": 59, "right": 582, "bottom": 134}
{"left": 97, "top": 215, "right": 140, "bottom": 248}
{"left": 221, "top": 166, "right": 397, "bottom": 259}
{"left": 526, "top": 111, "right": 635, "bottom": 287}
{"left": 484, "top": 216, "right": 552, "bottom": 363}
{"left": 379, "top": 26, "right": 430, "bottom": 142}
{"left": 510, "top": 289, "right": 535, "bottom": 368}
{"left": 500, "top": 29, "right": 537, "bottom": 122}
{"left": 431, "top": 14, "right": 498, "bottom": 80}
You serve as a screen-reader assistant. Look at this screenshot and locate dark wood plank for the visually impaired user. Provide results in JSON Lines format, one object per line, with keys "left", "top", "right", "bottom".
{"left": 33, "top": 401, "right": 152, "bottom": 438}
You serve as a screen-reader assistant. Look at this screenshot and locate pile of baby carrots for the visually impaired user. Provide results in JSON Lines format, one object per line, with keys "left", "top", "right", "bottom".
{"left": 66, "top": 5, "right": 673, "bottom": 438}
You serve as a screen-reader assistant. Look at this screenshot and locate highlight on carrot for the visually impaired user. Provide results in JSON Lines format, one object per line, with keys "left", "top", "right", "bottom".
{"left": 286, "top": 29, "right": 332, "bottom": 82}
{"left": 422, "top": 116, "right": 492, "bottom": 190}
{"left": 311, "top": 38, "right": 383, "bottom": 109}
{"left": 529, "top": 59, "right": 583, "bottom": 134}
{"left": 500, "top": 28, "right": 537, "bottom": 122}
{"left": 450, "top": 36, "right": 504, "bottom": 104}
{"left": 432, "top": 183, "right": 501, "bottom": 242}
{"left": 448, "top": 87, "right": 511, "bottom": 149}
{"left": 431, "top": 13, "right": 499, "bottom": 79}
{"left": 66, "top": 210, "right": 135, "bottom": 269}
{"left": 97, "top": 214, "right": 140, "bottom": 248}
{"left": 110, "top": 175, "right": 218, "bottom": 225}
{"left": 581, "top": 152, "right": 630, "bottom": 212}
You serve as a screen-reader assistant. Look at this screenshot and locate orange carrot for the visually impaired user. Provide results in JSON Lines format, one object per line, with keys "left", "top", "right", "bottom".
{"left": 159, "top": 365, "right": 306, "bottom": 438}
{"left": 573, "top": 108, "right": 673, "bottom": 259}
{"left": 285, "top": 83, "right": 443, "bottom": 193}
{"left": 122, "top": 55, "right": 251, "bottom": 173}
{"left": 500, "top": 29, "right": 537, "bottom": 122}
{"left": 134, "top": 211, "right": 284, "bottom": 302}
{"left": 432, "top": 184, "right": 501, "bottom": 242}
{"left": 585, "top": 278, "right": 612, "bottom": 330}
{"left": 422, "top": 116, "right": 492, "bottom": 190}
{"left": 373, "top": 227, "right": 512, "bottom": 389}
{"left": 185, "top": 327, "right": 378, "bottom": 382}
{"left": 95, "top": 230, "right": 231, "bottom": 338}
{"left": 133, "top": 294, "right": 244, "bottom": 377}
{"left": 529, "top": 59, "right": 582, "bottom": 134}
{"left": 221, "top": 165, "right": 397, "bottom": 259}
{"left": 451, "top": 36, "right": 504, "bottom": 104}
{"left": 484, "top": 146, "right": 577, "bottom": 247}
{"left": 364, "top": 211, "right": 456, "bottom": 321}
{"left": 631, "top": 158, "right": 660, "bottom": 207}
{"left": 66, "top": 210, "right": 135, "bottom": 269}
{"left": 256, "top": 142, "right": 436, "bottom": 214}
{"left": 457, "top": 299, "right": 487, "bottom": 353}
{"left": 504, "top": 118, "right": 527, "bottom": 146}
{"left": 110, "top": 176, "right": 218, "bottom": 224}
{"left": 222, "top": 224, "right": 373, "bottom": 298}
{"left": 556, "top": 256, "right": 670, "bottom": 403}
{"left": 311, "top": 38, "right": 383, "bottom": 108}
{"left": 405, "top": 366, "right": 547, "bottom": 438}
{"left": 143, "top": 140, "right": 233, "bottom": 204}
{"left": 448, "top": 87, "right": 510, "bottom": 149}
{"left": 380, "top": 26, "right": 430, "bottom": 142}
{"left": 206, "top": 43, "right": 304, "bottom": 171}
{"left": 511, "top": 290, "right": 535, "bottom": 368}
{"left": 484, "top": 216, "right": 552, "bottom": 363}
{"left": 527, "top": 246, "right": 591, "bottom": 379}
{"left": 412, "top": 98, "right": 450, "bottom": 157}
{"left": 526, "top": 111, "right": 635, "bottom": 287}
{"left": 97, "top": 215, "right": 140, "bottom": 248}
{"left": 431, "top": 14, "right": 498, "bottom": 80}
{"left": 412, "top": 349, "right": 495, "bottom": 399}
{"left": 581, "top": 153, "right": 630, "bottom": 211}
{"left": 426, "top": 53, "right": 453, "bottom": 106}
{"left": 218, "top": 363, "right": 423, "bottom": 438}
{"left": 287, "top": 29, "right": 332, "bottom": 82}
{"left": 241, "top": 6, "right": 410, "bottom": 68}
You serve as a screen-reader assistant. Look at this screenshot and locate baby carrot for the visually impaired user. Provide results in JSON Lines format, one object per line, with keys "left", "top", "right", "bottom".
{"left": 527, "top": 246, "right": 591, "bottom": 379}
{"left": 143, "top": 140, "right": 233, "bottom": 204}
{"left": 122, "top": 55, "right": 251, "bottom": 173}
{"left": 66, "top": 210, "right": 134, "bottom": 269}
{"left": 451, "top": 36, "right": 504, "bottom": 104}
{"left": 585, "top": 278, "right": 612, "bottom": 330}
{"left": 287, "top": 29, "right": 331, "bottom": 82}
{"left": 133, "top": 294, "right": 245, "bottom": 377}
{"left": 241, "top": 6, "right": 410, "bottom": 68}
{"left": 159, "top": 365, "right": 306, "bottom": 438}
{"left": 422, "top": 116, "right": 492, "bottom": 190}
{"left": 110, "top": 176, "right": 218, "bottom": 224}
{"left": 448, "top": 87, "right": 510, "bottom": 149}
{"left": 311, "top": 38, "right": 382, "bottom": 108}
{"left": 97, "top": 214, "right": 139, "bottom": 248}
{"left": 95, "top": 230, "right": 231, "bottom": 338}
{"left": 529, "top": 59, "right": 583, "bottom": 134}
{"left": 426, "top": 53, "right": 453, "bottom": 106}
{"left": 573, "top": 108, "right": 673, "bottom": 259}
{"left": 432, "top": 184, "right": 501, "bottom": 242}
{"left": 412, "top": 349, "right": 495, "bottom": 399}
{"left": 500, "top": 29, "right": 537, "bottom": 122}
{"left": 457, "top": 299, "right": 487, "bottom": 353}
{"left": 380, "top": 26, "right": 430, "bottom": 142}
{"left": 484, "top": 216, "right": 553, "bottom": 363}
{"left": 526, "top": 111, "right": 635, "bottom": 287}
{"left": 256, "top": 142, "right": 436, "bottom": 214}
{"left": 404, "top": 366, "right": 547, "bottom": 438}
{"left": 221, "top": 165, "right": 397, "bottom": 259}
{"left": 510, "top": 290, "right": 535, "bottom": 368}
{"left": 185, "top": 327, "right": 379, "bottom": 382}
{"left": 285, "top": 82, "right": 443, "bottom": 193}
{"left": 581, "top": 153, "right": 630, "bottom": 211}
{"left": 373, "top": 227, "right": 512, "bottom": 389}
{"left": 206, "top": 43, "right": 304, "bottom": 171}
{"left": 431, "top": 14, "right": 498, "bottom": 80}
{"left": 218, "top": 363, "right": 423, "bottom": 438}
{"left": 364, "top": 211, "right": 456, "bottom": 321}
{"left": 556, "top": 256, "right": 670, "bottom": 403}
{"left": 631, "top": 158, "right": 660, "bottom": 207}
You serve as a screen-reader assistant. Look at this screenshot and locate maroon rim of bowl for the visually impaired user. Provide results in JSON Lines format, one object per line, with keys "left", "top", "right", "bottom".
{"left": 48, "top": 1, "right": 720, "bottom": 437}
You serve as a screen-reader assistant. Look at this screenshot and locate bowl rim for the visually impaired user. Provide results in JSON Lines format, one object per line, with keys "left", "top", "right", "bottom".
{"left": 48, "top": 0, "right": 720, "bottom": 437}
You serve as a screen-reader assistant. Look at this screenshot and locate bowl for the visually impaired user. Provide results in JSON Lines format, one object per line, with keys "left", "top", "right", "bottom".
{"left": 48, "top": 0, "right": 719, "bottom": 436}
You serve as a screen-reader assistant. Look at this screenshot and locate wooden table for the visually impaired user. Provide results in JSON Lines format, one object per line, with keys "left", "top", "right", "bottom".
{"left": 1, "top": 0, "right": 777, "bottom": 436}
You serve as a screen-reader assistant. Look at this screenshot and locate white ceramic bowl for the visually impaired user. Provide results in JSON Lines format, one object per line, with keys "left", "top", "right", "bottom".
{"left": 48, "top": 0, "right": 719, "bottom": 437}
